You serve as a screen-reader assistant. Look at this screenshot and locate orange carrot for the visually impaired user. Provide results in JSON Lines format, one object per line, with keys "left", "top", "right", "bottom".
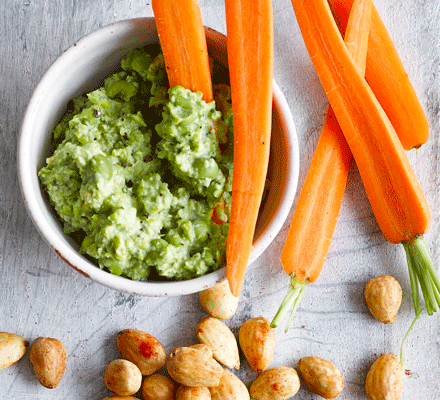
{"left": 329, "top": 0, "right": 429, "bottom": 150}
{"left": 152, "top": 0, "right": 213, "bottom": 102}
{"left": 225, "top": 0, "right": 274, "bottom": 296}
{"left": 271, "top": 0, "right": 372, "bottom": 331}
{"left": 153, "top": 0, "right": 228, "bottom": 227}
{"left": 291, "top": 0, "right": 440, "bottom": 320}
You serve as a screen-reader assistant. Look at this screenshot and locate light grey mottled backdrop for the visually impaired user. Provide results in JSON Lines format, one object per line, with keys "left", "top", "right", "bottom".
{"left": 1, "top": 0, "right": 440, "bottom": 399}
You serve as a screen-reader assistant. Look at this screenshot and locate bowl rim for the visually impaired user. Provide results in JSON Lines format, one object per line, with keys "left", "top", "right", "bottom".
{"left": 17, "top": 17, "right": 299, "bottom": 296}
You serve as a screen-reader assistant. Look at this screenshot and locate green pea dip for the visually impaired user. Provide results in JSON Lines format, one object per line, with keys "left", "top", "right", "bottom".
{"left": 39, "top": 46, "right": 234, "bottom": 281}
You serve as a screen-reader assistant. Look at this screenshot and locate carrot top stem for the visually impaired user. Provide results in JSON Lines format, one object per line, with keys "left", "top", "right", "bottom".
{"left": 270, "top": 275, "right": 308, "bottom": 332}
{"left": 403, "top": 237, "right": 440, "bottom": 316}
{"left": 399, "top": 236, "right": 439, "bottom": 367}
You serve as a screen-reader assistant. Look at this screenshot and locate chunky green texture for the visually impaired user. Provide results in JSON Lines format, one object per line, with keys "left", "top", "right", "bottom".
{"left": 39, "top": 47, "right": 233, "bottom": 281}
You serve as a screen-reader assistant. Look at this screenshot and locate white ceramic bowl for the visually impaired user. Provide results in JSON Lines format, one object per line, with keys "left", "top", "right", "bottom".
{"left": 18, "top": 18, "right": 299, "bottom": 296}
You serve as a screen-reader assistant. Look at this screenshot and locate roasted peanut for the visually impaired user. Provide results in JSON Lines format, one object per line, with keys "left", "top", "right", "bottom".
{"left": 209, "top": 369, "right": 249, "bottom": 400}
{"left": 167, "top": 346, "right": 223, "bottom": 387}
{"left": 104, "top": 359, "right": 142, "bottom": 396}
{"left": 297, "top": 356, "right": 344, "bottom": 399}
{"left": 189, "top": 343, "right": 214, "bottom": 359}
{"left": 102, "top": 397, "right": 138, "bottom": 400}
{"left": 365, "top": 275, "right": 402, "bottom": 324}
{"left": 238, "top": 317, "right": 275, "bottom": 373}
{"left": 141, "top": 373, "right": 176, "bottom": 400}
{"left": 199, "top": 280, "right": 239, "bottom": 319}
{"left": 116, "top": 329, "right": 166, "bottom": 375}
{"left": 196, "top": 317, "right": 240, "bottom": 369}
{"left": 29, "top": 337, "right": 66, "bottom": 389}
{"left": 176, "top": 385, "right": 212, "bottom": 400}
{"left": 365, "top": 354, "right": 402, "bottom": 400}
{"left": 250, "top": 366, "right": 300, "bottom": 400}
{"left": 0, "top": 332, "right": 28, "bottom": 370}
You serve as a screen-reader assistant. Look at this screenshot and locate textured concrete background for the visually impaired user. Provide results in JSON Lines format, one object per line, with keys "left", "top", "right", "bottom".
{"left": 1, "top": 0, "right": 439, "bottom": 398}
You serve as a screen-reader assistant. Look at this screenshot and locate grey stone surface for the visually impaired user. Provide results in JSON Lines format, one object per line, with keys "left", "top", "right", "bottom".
{"left": 1, "top": 0, "right": 439, "bottom": 398}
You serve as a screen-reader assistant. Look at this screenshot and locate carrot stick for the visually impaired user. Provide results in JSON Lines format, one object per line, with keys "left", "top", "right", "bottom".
{"left": 291, "top": 0, "right": 440, "bottom": 320}
{"left": 328, "top": 0, "right": 429, "bottom": 150}
{"left": 271, "top": 0, "right": 372, "bottom": 331}
{"left": 225, "top": 0, "right": 274, "bottom": 296}
{"left": 153, "top": 0, "right": 229, "bottom": 227}
{"left": 152, "top": 0, "right": 213, "bottom": 102}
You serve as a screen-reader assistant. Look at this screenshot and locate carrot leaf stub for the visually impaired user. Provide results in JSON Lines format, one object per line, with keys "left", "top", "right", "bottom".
{"left": 270, "top": 275, "right": 308, "bottom": 332}
{"left": 403, "top": 237, "right": 440, "bottom": 316}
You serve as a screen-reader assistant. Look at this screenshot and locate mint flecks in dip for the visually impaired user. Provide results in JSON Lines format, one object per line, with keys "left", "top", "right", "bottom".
{"left": 39, "top": 47, "right": 233, "bottom": 281}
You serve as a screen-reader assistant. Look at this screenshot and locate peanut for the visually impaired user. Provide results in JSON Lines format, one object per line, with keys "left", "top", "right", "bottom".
{"left": 196, "top": 317, "right": 240, "bottom": 369}
{"left": 238, "top": 317, "right": 275, "bottom": 373}
{"left": 116, "top": 329, "right": 166, "bottom": 375}
{"left": 141, "top": 373, "right": 176, "bottom": 400}
{"left": 29, "top": 337, "right": 66, "bottom": 389}
{"left": 365, "top": 354, "right": 402, "bottom": 400}
{"left": 167, "top": 346, "right": 223, "bottom": 387}
{"left": 365, "top": 275, "right": 402, "bottom": 324}
{"left": 250, "top": 366, "right": 300, "bottom": 400}
{"left": 189, "top": 343, "right": 214, "bottom": 358}
{"left": 297, "top": 356, "right": 344, "bottom": 399}
{"left": 102, "top": 397, "right": 138, "bottom": 400}
{"left": 176, "top": 386, "right": 212, "bottom": 400}
{"left": 209, "top": 369, "right": 249, "bottom": 400}
{"left": 199, "top": 280, "right": 239, "bottom": 319}
{"left": 104, "top": 359, "right": 142, "bottom": 396}
{"left": 0, "top": 332, "right": 28, "bottom": 370}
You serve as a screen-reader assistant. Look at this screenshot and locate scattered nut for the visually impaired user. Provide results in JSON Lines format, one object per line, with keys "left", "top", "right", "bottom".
{"left": 141, "top": 373, "right": 176, "bottom": 400}
{"left": 297, "top": 356, "right": 344, "bottom": 399}
{"left": 104, "top": 359, "right": 142, "bottom": 396}
{"left": 238, "top": 317, "right": 275, "bottom": 373}
{"left": 29, "top": 337, "right": 66, "bottom": 389}
{"left": 365, "top": 354, "right": 402, "bottom": 400}
{"left": 116, "top": 329, "right": 166, "bottom": 375}
{"left": 196, "top": 317, "right": 240, "bottom": 369}
{"left": 199, "top": 280, "right": 239, "bottom": 319}
{"left": 250, "top": 366, "right": 300, "bottom": 400}
{"left": 102, "top": 397, "right": 139, "bottom": 400}
{"left": 365, "top": 275, "right": 402, "bottom": 324}
{"left": 209, "top": 369, "right": 249, "bottom": 400}
{"left": 167, "top": 346, "right": 223, "bottom": 387}
{"left": 176, "top": 385, "right": 212, "bottom": 400}
{"left": 0, "top": 332, "right": 29, "bottom": 370}
{"left": 190, "top": 343, "right": 214, "bottom": 358}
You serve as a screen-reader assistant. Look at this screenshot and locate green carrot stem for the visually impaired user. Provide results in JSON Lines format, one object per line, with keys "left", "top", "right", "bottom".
{"left": 403, "top": 236, "right": 440, "bottom": 316}
{"left": 399, "top": 313, "right": 421, "bottom": 369}
{"left": 400, "top": 236, "right": 440, "bottom": 367}
{"left": 270, "top": 274, "right": 308, "bottom": 331}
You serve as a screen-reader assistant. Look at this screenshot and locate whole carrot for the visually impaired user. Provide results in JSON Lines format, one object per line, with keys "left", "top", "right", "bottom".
{"left": 225, "top": 0, "right": 274, "bottom": 296}
{"left": 291, "top": 0, "right": 439, "bottom": 322}
{"left": 152, "top": 0, "right": 213, "bottom": 102}
{"left": 329, "top": 0, "right": 429, "bottom": 150}
{"left": 271, "top": 0, "right": 372, "bottom": 331}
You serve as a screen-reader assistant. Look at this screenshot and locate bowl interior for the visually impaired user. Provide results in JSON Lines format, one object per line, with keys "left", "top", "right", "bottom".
{"left": 18, "top": 18, "right": 299, "bottom": 296}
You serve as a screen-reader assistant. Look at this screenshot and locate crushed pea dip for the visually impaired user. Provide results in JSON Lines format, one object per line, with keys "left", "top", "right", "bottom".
{"left": 39, "top": 46, "right": 234, "bottom": 281}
